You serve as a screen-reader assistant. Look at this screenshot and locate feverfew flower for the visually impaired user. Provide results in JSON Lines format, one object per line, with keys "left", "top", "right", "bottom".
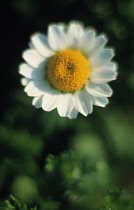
{"left": 19, "top": 21, "right": 117, "bottom": 119}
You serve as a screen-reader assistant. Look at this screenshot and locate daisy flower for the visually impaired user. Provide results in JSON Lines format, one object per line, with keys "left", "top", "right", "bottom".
{"left": 19, "top": 21, "right": 117, "bottom": 119}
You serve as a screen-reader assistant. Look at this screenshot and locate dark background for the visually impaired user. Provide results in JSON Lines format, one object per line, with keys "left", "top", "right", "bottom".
{"left": 0, "top": 0, "right": 134, "bottom": 209}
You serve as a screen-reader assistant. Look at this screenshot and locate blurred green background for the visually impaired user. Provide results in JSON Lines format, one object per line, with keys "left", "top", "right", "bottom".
{"left": 1, "top": 0, "right": 134, "bottom": 209}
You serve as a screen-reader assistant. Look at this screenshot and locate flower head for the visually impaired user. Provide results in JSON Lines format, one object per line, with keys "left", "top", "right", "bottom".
{"left": 19, "top": 21, "right": 117, "bottom": 119}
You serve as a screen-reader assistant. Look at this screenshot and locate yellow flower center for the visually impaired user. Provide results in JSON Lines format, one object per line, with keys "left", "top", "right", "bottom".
{"left": 46, "top": 49, "right": 90, "bottom": 92}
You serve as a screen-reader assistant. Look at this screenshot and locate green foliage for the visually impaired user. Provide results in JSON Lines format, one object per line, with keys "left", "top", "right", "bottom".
{"left": 0, "top": 125, "right": 43, "bottom": 158}
{"left": 0, "top": 195, "right": 36, "bottom": 210}
{"left": 37, "top": 198, "right": 60, "bottom": 210}
{"left": 11, "top": 176, "right": 38, "bottom": 203}
{"left": 100, "top": 190, "right": 134, "bottom": 210}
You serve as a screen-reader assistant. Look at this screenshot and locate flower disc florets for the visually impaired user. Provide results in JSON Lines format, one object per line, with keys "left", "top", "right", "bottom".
{"left": 47, "top": 49, "right": 90, "bottom": 92}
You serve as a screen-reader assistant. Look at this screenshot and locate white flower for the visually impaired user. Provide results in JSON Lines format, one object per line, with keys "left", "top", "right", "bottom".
{"left": 19, "top": 21, "right": 117, "bottom": 119}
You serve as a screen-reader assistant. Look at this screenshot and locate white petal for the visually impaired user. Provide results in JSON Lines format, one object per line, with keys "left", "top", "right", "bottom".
{"left": 91, "top": 96, "right": 109, "bottom": 107}
{"left": 90, "top": 35, "right": 107, "bottom": 55}
{"left": 19, "top": 63, "right": 34, "bottom": 78}
{"left": 104, "top": 62, "right": 117, "bottom": 70}
{"left": 48, "top": 25, "right": 67, "bottom": 51}
{"left": 20, "top": 78, "right": 30, "bottom": 86}
{"left": 24, "top": 80, "right": 50, "bottom": 96}
{"left": 19, "top": 63, "right": 44, "bottom": 80}
{"left": 67, "top": 22, "right": 84, "bottom": 48}
{"left": 90, "top": 68, "right": 117, "bottom": 84}
{"left": 24, "top": 81, "right": 34, "bottom": 92}
{"left": 90, "top": 49, "right": 114, "bottom": 68}
{"left": 86, "top": 82, "right": 113, "bottom": 97}
{"left": 67, "top": 108, "right": 78, "bottom": 119}
{"left": 31, "top": 33, "right": 54, "bottom": 57}
{"left": 57, "top": 94, "right": 73, "bottom": 117}
{"left": 22, "top": 49, "right": 45, "bottom": 68}
{"left": 42, "top": 90, "right": 59, "bottom": 111}
{"left": 78, "top": 30, "right": 95, "bottom": 54}
{"left": 29, "top": 42, "right": 35, "bottom": 49}
{"left": 56, "top": 23, "right": 66, "bottom": 31}
{"left": 32, "top": 96, "right": 43, "bottom": 108}
{"left": 27, "top": 87, "right": 44, "bottom": 97}
{"left": 74, "top": 90, "right": 93, "bottom": 116}
{"left": 67, "top": 22, "right": 84, "bottom": 40}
